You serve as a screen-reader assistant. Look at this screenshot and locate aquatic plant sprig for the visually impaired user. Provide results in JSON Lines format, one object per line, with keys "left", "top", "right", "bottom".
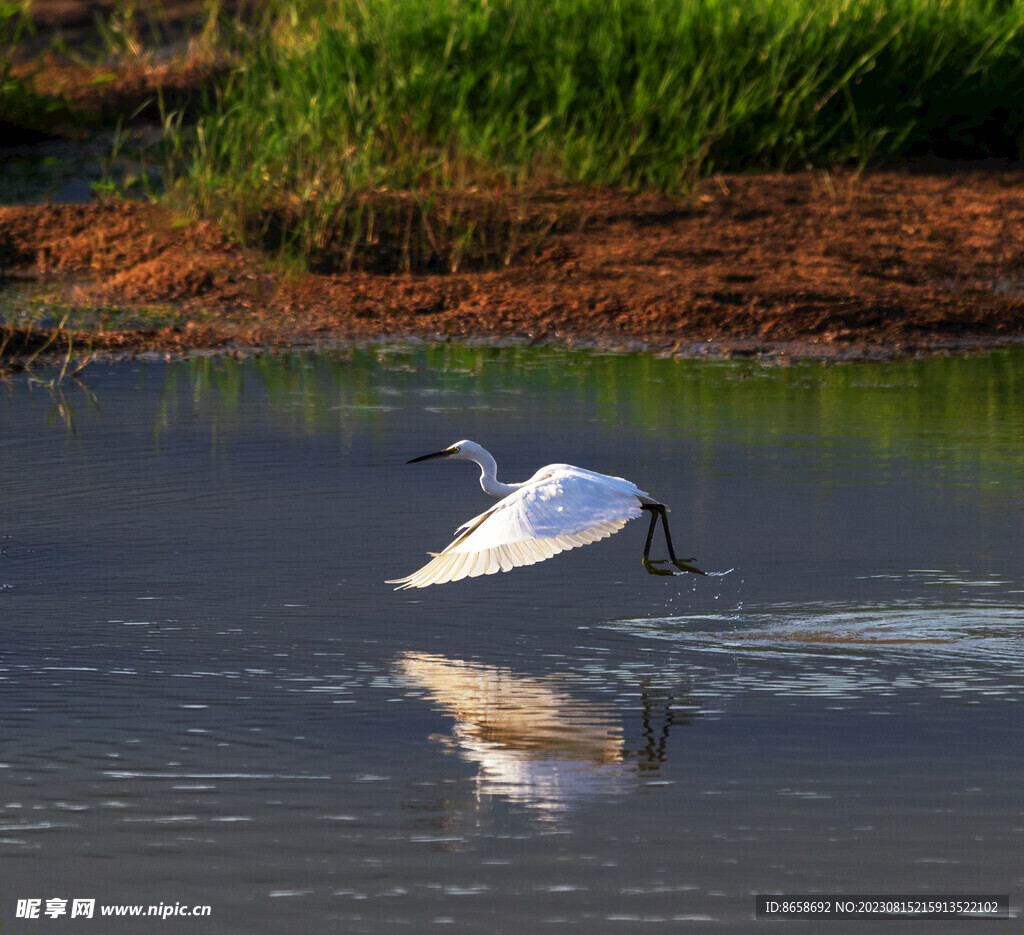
{"left": 0, "top": 310, "right": 94, "bottom": 386}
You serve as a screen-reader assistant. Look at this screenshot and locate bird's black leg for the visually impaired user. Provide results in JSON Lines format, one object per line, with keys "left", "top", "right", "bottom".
{"left": 641, "top": 505, "right": 672, "bottom": 575}
{"left": 658, "top": 506, "right": 705, "bottom": 575}
{"left": 641, "top": 503, "right": 705, "bottom": 576}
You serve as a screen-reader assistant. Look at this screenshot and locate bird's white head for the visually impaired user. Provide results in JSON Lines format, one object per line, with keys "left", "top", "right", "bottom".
{"left": 405, "top": 440, "right": 487, "bottom": 464}
{"left": 405, "top": 440, "right": 512, "bottom": 497}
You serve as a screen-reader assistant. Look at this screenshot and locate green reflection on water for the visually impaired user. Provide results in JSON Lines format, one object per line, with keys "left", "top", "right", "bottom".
{"left": 11, "top": 343, "right": 1023, "bottom": 492}
{"left": 162, "top": 344, "right": 1023, "bottom": 486}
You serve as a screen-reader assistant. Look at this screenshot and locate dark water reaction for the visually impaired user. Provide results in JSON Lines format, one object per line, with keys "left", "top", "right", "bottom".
{"left": 1, "top": 346, "right": 1021, "bottom": 932}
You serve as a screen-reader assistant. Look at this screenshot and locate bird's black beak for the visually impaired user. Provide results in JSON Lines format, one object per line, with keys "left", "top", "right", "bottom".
{"left": 406, "top": 449, "right": 453, "bottom": 464}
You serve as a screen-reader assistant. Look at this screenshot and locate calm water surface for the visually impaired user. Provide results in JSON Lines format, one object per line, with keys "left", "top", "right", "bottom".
{"left": 1, "top": 346, "right": 1022, "bottom": 932}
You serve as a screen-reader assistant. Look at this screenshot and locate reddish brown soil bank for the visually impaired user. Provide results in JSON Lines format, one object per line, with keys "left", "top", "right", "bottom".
{"left": 2, "top": 168, "right": 1023, "bottom": 360}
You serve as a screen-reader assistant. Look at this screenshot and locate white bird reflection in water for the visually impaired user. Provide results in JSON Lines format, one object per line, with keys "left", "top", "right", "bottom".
{"left": 393, "top": 652, "right": 697, "bottom": 819}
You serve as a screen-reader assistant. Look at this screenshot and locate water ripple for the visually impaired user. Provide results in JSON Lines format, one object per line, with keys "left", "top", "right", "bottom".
{"left": 614, "top": 603, "right": 1024, "bottom": 664}
{"left": 610, "top": 603, "right": 1024, "bottom": 702}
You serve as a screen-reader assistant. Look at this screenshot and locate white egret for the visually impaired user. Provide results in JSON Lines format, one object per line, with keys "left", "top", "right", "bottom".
{"left": 387, "top": 440, "right": 704, "bottom": 589}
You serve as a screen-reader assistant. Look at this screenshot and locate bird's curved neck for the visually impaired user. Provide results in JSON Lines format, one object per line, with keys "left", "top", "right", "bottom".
{"left": 472, "top": 451, "right": 518, "bottom": 498}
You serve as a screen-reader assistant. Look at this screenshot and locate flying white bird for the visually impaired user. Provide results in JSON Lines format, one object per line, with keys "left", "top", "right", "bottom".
{"left": 387, "top": 440, "right": 704, "bottom": 589}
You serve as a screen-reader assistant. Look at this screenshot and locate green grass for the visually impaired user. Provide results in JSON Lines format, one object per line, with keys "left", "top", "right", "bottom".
{"left": 157, "top": 0, "right": 1024, "bottom": 270}
{"left": 0, "top": 1, "right": 58, "bottom": 131}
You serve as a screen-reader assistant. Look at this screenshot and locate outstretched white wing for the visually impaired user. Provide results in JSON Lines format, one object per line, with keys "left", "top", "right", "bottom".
{"left": 388, "top": 466, "right": 649, "bottom": 589}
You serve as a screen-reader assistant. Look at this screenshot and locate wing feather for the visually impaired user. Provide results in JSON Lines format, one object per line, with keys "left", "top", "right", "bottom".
{"left": 451, "top": 552, "right": 472, "bottom": 582}
{"left": 388, "top": 466, "right": 647, "bottom": 589}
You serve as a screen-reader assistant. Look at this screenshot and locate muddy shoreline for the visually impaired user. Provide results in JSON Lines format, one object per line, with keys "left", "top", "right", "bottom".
{"left": 3, "top": 166, "right": 1024, "bottom": 367}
